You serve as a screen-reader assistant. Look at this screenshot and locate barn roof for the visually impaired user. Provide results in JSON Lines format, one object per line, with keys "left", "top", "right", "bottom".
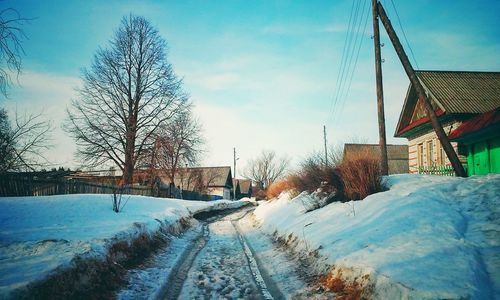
{"left": 395, "top": 70, "right": 500, "bottom": 137}
{"left": 160, "top": 166, "right": 233, "bottom": 189}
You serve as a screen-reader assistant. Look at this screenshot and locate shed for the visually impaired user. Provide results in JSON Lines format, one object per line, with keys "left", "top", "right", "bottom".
{"left": 449, "top": 108, "right": 500, "bottom": 175}
{"left": 343, "top": 144, "right": 409, "bottom": 174}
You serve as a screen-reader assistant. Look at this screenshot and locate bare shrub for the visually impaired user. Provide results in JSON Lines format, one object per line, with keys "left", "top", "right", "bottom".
{"left": 289, "top": 156, "right": 343, "bottom": 195}
{"left": 336, "top": 149, "right": 382, "bottom": 201}
{"left": 266, "top": 179, "right": 294, "bottom": 199}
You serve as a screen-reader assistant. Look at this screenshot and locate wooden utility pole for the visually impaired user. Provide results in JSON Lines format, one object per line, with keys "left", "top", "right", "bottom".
{"left": 233, "top": 147, "right": 237, "bottom": 200}
{"left": 376, "top": 2, "right": 467, "bottom": 177}
{"left": 372, "top": 0, "right": 389, "bottom": 176}
{"left": 323, "top": 125, "right": 328, "bottom": 167}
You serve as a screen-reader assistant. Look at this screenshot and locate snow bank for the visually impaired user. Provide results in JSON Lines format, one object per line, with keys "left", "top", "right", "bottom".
{"left": 254, "top": 174, "right": 500, "bottom": 299}
{"left": 0, "top": 194, "right": 249, "bottom": 297}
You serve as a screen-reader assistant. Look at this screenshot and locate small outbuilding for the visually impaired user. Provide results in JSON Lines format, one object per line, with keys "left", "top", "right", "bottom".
{"left": 343, "top": 143, "right": 409, "bottom": 174}
{"left": 448, "top": 107, "right": 500, "bottom": 175}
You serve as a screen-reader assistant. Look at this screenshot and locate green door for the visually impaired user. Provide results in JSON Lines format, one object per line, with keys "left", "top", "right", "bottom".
{"left": 472, "top": 141, "right": 490, "bottom": 175}
{"left": 489, "top": 138, "right": 500, "bottom": 173}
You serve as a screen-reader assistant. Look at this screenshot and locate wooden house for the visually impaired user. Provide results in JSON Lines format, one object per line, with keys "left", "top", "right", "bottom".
{"left": 232, "top": 179, "right": 241, "bottom": 199}
{"left": 159, "top": 166, "right": 234, "bottom": 200}
{"left": 236, "top": 179, "right": 253, "bottom": 199}
{"left": 394, "top": 71, "right": 500, "bottom": 174}
{"left": 343, "top": 143, "right": 409, "bottom": 174}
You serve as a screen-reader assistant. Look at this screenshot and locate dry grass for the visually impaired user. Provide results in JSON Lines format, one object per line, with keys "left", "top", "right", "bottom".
{"left": 319, "top": 270, "right": 373, "bottom": 300}
{"left": 336, "top": 150, "right": 382, "bottom": 201}
{"left": 15, "top": 217, "right": 192, "bottom": 299}
{"left": 266, "top": 179, "right": 294, "bottom": 199}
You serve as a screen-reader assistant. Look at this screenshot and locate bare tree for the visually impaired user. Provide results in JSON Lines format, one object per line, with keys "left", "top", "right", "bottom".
{"left": 152, "top": 107, "right": 204, "bottom": 190}
{"left": 0, "top": 8, "right": 30, "bottom": 99}
{"left": 66, "top": 15, "right": 187, "bottom": 185}
{"left": 0, "top": 108, "right": 52, "bottom": 172}
{"left": 244, "top": 150, "right": 290, "bottom": 190}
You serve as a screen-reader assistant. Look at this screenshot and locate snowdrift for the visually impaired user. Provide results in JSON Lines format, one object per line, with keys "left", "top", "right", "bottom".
{"left": 254, "top": 174, "right": 500, "bottom": 299}
{"left": 0, "top": 194, "right": 249, "bottom": 298}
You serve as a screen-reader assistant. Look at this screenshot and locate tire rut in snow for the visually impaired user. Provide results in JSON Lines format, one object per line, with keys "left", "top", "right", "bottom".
{"left": 233, "top": 223, "right": 276, "bottom": 300}
{"left": 157, "top": 224, "right": 209, "bottom": 300}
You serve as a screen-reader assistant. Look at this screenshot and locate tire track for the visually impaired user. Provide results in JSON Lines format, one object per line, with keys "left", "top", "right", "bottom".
{"left": 156, "top": 225, "right": 209, "bottom": 300}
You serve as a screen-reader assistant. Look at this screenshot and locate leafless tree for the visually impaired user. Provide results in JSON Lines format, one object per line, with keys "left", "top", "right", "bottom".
{"left": 66, "top": 15, "right": 187, "bottom": 185}
{"left": 0, "top": 8, "right": 30, "bottom": 99}
{"left": 244, "top": 150, "right": 290, "bottom": 190}
{"left": 152, "top": 107, "right": 204, "bottom": 190}
{"left": 0, "top": 107, "right": 52, "bottom": 172}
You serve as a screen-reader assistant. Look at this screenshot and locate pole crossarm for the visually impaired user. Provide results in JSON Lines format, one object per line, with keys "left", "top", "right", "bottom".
{"left": 376, "top": 1, "right": 467, "bottom": 177}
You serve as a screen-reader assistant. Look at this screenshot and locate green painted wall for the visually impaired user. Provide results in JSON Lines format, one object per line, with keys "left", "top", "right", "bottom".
{"left": 466, "top": 137, "right": 500, "bottom": 176}
{"left": 490, "top": 138, "right": 500, "bottom": 173}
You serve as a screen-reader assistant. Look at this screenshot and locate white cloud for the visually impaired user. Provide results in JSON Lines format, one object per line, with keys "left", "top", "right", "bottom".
{"left": 3, "top": 71, "right": 81, "bottom": 168}
{"left": 262, "top": 23, "right": 347, "bottom": 35}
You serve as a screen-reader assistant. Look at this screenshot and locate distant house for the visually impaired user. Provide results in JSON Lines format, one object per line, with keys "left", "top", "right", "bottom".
{"left": 159, "top": 166, "right": 234, "bottom": 200}
{"left": 236, "top": 179, "right": 253, "bottom": 199}
{"left": 232, "top": 179, "right": 241, "bottom": 199}
{"left": 394, "top": 71, "right": 500, "bottom": 174}
{"left": 343, "top": 143, "right": 409, "bottom": 174}
{"left": 448, "top": 108, "right": 500, "bottom": 175}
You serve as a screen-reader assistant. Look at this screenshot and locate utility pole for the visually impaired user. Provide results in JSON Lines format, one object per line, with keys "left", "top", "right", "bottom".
{"left": 376, "top": 2, "right": 466, "bottom": 177}
{"left": 372, "top": 0, "right": 389, "bottom": 176}
{"left": 323, "top": 125, "right": 328, "bottom": 167}
{"left": 233, "top": 147, "right": 237, "bottom": 200}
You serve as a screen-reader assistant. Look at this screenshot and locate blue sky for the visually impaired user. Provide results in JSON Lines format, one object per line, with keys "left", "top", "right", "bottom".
{"left": 3, "top": 0, "right": 500, "bottom": 175}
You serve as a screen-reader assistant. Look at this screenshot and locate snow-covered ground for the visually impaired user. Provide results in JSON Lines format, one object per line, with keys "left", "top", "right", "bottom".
{"left": 0, "top": 194, "right": 249, "bottom": 298}
{"left": 179, "top": 216, "right": 261, "bottom": 299}
{"left": 254, "top": 174, "right": 500, "bottom": 299}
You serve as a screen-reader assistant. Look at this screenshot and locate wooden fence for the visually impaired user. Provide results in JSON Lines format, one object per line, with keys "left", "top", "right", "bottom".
{"left": 0, "top": 176, "right": 156, "bottom": 197}
{"left": 0, "top": 175, "right": 214, "bottom": 201}
{"left": 417, "top": 165, "right": 458, "bottom": 176}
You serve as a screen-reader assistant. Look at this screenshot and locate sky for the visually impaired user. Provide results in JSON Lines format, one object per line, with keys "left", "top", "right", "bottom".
{"left": 2, "top": 0, "right": 500, "bottom": 177}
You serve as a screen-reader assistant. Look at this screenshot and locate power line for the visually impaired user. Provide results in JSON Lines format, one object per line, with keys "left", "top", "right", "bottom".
{"left": 328, "top": 0, "right": 359, "bottom": 123}
{"left": 337, "top": 0, "right": 371, "bottom": 121}
{"left": 330, "top": 0, "right": 364, "bottom": 123}
{"left": 389, "top": 0, "right": 420, "bottom": 69}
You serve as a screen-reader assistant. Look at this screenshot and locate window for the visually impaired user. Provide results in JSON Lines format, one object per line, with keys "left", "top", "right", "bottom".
{"left": 417, "top": 143, "right": 424, "bottom": 167}
{"left": 437, "top": 141, "right": 447, "bottom": 165}
{"left": 427, "top": 140, "right": 434, "bottom": 166}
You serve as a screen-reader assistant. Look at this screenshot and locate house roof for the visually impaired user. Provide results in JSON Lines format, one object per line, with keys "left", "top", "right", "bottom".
{"left": 395, "top": 70, "right": 500, "bottom": 137}
{"left": 238, "top": 179, "right": 252, "bottom": 194}
{"left": 160, "top": 166, "right": 233, "bottom": 189}
{"left": 448, "top": 107, "right": 500, "bottom": 142}
{"left": 343, "top": 144, "right": 408, "bottom": 160}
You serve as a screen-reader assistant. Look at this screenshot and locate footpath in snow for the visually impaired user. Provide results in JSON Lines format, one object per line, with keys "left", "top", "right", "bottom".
{"left": 0, "top": 194, "right": 249, "bottom": 298}
{"left": 254, "top": 174, "right": 500, "bottom": 299}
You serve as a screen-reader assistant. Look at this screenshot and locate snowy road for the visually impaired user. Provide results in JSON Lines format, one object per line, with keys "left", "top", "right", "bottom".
{"left": 119, "top": 206, "right": 325, "bottom": 300}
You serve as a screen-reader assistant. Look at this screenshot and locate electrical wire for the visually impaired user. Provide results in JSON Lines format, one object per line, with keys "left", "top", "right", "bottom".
{"left": 337, "top": 0, "right": 371, "bottom": 123}
{"left": 329, "top": 0, "right": 364, "bottom": 123}
{"left": 389, "top": 0, "right": 420, "bottom": 70}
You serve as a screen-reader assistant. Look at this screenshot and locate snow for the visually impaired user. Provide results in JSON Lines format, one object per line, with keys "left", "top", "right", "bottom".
{"left": 119, "top": 221, "right": 205, "bottom": 300}
{"left": 254, "top": 174, "right": 500, "bottom": 299}
{"left": 0, "top": 194, "right": 249, "bottom": 297}
{"left": 179, "top": 215, "right": 261, "bottom": 299}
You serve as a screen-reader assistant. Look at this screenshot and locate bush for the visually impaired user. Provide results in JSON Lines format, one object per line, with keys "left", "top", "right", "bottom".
{"left": 266, "top": 179, "right": 294, "bottom": 199}
{"left": 336, "top": 154, "right": 382, "bottom": 201}
{"left": 289, "top": 158, "right": 342, "bottom": 194}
